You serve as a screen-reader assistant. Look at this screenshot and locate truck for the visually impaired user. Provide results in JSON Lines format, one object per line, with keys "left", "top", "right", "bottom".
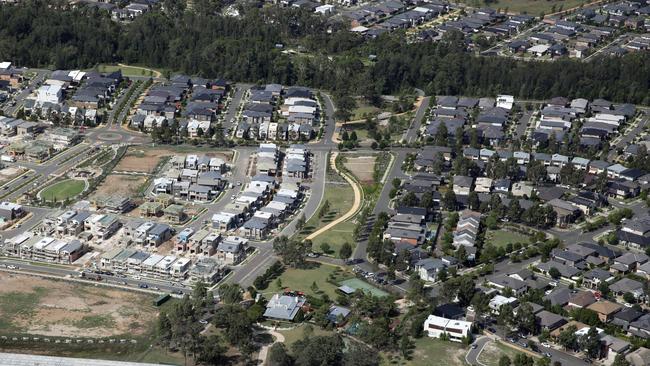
{"left": 1, "top": 155, "right": 15, "bottom": 162}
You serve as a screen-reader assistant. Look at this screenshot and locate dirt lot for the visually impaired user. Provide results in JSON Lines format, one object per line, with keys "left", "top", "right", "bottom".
{"left": 91, "top": 174, "right": 148, "bottom": 199}
{"left": 115, "top": 147, "right": 232, "bottom": 173}
{"left": 0, "top": 273, "right": 158, "bottom": 338}
{"left": 343, "top": 155, "right": 376, "bottom": 183}
{"left": 0, "top": 166, "right": 25, "bottom": 185}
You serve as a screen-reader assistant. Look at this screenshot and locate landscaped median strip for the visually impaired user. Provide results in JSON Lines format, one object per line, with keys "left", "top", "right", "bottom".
{"left": 305, "top": 151, "right": 362, "bottom": 241}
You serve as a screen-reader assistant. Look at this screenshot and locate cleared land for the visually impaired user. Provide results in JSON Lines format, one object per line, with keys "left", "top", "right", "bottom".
{"left": 265, "top": 264, "right": 352, "bottom": 299}
{"left": 339, "top": 278, "right": 388, "bottom": 298}
{"left": 91, "top": 174, "right": 148, "bottom": 199}
{"left": 115, "top": 147, "right": 232, "bottom": 173}
{"left": 478, "top": 341, "right": 539, "bottom": 366}
{"left": 343, "top": 155, "right": 377, "bottom": 184}
{"left": 0, "top": 167, "right": 25, "bottom": 186}
{"left": 0, "top": 273, "right": 159, "bottom": 338}
{"left": 480, "top": 0, "right": 591, "bottom": 15}
{"left": 382, "top": 338, "right": 467, "bottom": 366}
{"left": 94, "top": 64, "right": 162, "bottom": 78}
{"left": 40, "top": 179, "right": 85, "bottom": 202}
{"left": 485, "top": 229, "right": 531, "bottom": 249}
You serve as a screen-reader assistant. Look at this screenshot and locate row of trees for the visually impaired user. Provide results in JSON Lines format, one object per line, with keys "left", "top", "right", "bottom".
{"left": 4, "top": 3, "right": 650, "bottom": 103}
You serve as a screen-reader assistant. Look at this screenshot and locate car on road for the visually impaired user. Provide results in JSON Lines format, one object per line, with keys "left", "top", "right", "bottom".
{"left": 543, "top": 352, "right": 551, "bottom": 358}
{"left": 541, "top": 343, "right": 550, "bottom": 348}
{"left": 307, "top": 252, "right": 319, "bottom": 258}
{"left": 549, "top": 281, "right": 558, "bottom": 287}
{"left": 471, "top": 344, "right": 477, "bottom": 349}
{"left": 7, "top": 265, "right": 18, "bottom": 270}
{"left": 236, "top": 181, "right": 242, "bottom": 186}
{"left": 139, "top": 283, "right": 148, "bottom": 289}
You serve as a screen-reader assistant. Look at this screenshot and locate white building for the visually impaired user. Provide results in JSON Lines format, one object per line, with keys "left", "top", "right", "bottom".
{"left": 496, "top": 95, "right": 514, "bottom": 110}
{"left": 36, "top": 84, "right": 63, "bottom": 105}
{"left": 423, "top": 315, "right": 473, "bottom": 342}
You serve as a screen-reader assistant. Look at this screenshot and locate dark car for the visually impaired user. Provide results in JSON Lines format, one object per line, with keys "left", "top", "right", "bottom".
{"left": 139, "top": 283, "right": 148, "bottom": 289}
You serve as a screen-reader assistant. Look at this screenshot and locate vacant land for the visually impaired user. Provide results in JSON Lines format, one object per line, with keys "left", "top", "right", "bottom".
{"left": 95, "top": 64, "right": 162, "bottom": 78}
{"left": 466, "top": 0, "right": 591, "bottom": 15}
{"left": 0, "top": 273, "right": 159, "bottom": 338}
{"left": 486, "top": 229, "right": 530, "bottom": 249}
{"left": 343, "top": 155, "right": 377, "bottom": 184}
{"left": 0, "top": 166, "right": 25, "bottom": 186}
{"left": 116, "top": 147, "right": 232, "bottom": 173}
{"left": 265, "top": 264, "right": 352, "bottom": 299}
{"left": 91, "top": 174, "right": 148, "bottom": 199}
{"left": 382, "top": 338, "right": 467, "bottom": 366}
{"left": 40, "top": 179, "right": 86, "bottom": 202}
{"left": 479, "top": 341, "right": 538, "bottom": 366}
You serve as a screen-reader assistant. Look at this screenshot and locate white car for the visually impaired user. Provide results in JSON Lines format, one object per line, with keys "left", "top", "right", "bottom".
{"left": 549, "top": 281, "right": 558, "bottom": 287}
{"left": 541, "top": 343, "right": 551, "bottom": 348}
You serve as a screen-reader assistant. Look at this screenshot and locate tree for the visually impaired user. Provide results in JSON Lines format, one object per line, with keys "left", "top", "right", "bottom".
{"left": 468, "top": 191, "right": 480, "bottom": 211}
{"left": 195, "top": 335, "right": 227, "bottom": 366}
{"left": 580, "top": 327, "right": 601, "bottom": 360}
{"left": 443, "top": 190, "right": 457, "bottom": 210}
{"left": 499, "top": 355, "right": 512, "bottom": 366}
{"left": 339, "top": 242, "right": 352, "bottom": 259}
{"left": 320, "top": 242, "right": 331, "bottom": 254}
{"left": 612, "top": 354, "right": 630, "bottom": 366}
{"left": 345, "top": 344, "right": 380, "bottom": 366}
{"left": 296, "top": 214, "right": 306, "bottom": 231}
{"left": 515, "top": 303, "right": 538, "bottom": 335}
{"left": 455, "top": 245, "right": 467, "bottom": 264}
{"left": 219, "top": 283, "right": 242, "bottom": 304}
{"left": 273, "top": 236, "right": 309, "bottom": 268}
{"left": 548, "top": 267, "right": 561, "bottom": 280}
{"left": 623, "top": 292, "right": 637, "bottom": 304}
{"left": 558, "top": 325, "right": 578, "bottom": 351}
{"left": 268, "top": 343, "right": 293, "bottom": 366}
{"left": 292, "top": 335, "right": 344, "bottom": 366}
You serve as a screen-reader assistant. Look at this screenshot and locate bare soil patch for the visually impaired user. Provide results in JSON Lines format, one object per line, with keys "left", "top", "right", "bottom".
{"left": 343, "top": 155, "right": 376, "bottom": 183}
{"left": 0, "top": 273, "right": 158, "bottom": 338}
{"left": 91, "top": 174, "right": 148, "bottom": 198}
{"left": 115, "top": 147, "right": 232, "bottom": 173}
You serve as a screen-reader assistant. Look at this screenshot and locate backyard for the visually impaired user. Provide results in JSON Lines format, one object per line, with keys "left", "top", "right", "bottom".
{"left": 264, "top": 263, "right": 353, "bottom": 299}
{"left": 40, "top": 179, "right": 86, "bottom": 202}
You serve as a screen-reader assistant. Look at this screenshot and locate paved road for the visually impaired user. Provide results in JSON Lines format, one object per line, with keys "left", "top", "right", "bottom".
{"left": 1, "top": 143, "right": 94, "bottom": 202}
{"left": 3, "top": 69, "right": 50, "bottom": 116}
{"left": 608, "top": 114, "right": 648, "bottom": 161}
{"left": 0, "top": 258, "right": 189, "bottom": 294}
{"left": 466, "top": 336, "right": 491, "bottom": 365}
{"left": 223, "top": 84, "right": 250, "bottom": 136}
{"left": 514, "top": 111, "right": 532, "bottom": 140}
{"left": 405, "top": 96, "right": 430, "bottom": 143}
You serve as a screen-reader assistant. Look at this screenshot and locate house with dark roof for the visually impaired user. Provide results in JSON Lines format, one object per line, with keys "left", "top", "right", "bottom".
{"left": 536, "top": 310, "right": 568, "bottom": 331}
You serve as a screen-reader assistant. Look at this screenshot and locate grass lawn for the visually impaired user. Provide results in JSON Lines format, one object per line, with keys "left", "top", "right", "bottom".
{"left": 94, "top": 64, "right": 162, "bottom": 78}
{"left": 485, "top": 229, "right": 530, "bottom": 249}
{"left": 351, "top": 104, "right": 381, "bottom": 120}
{"left": 40, "top": 179, "right": 86, "bottom": 202}
{"left": 278, "top": 325, "right": 334, "bottom": 348}
{"left": 264, "top": 263, "right": 353, "bottom": 299}
{"left": 299, "top": 181, "right": 356, "bottom": 255}
{"left": 478, "top": 341, "right": 539, "bottom": 366}
{"left": 485, "top": 0, "right": 591, "bottom": 15}
{"left": 381, "top": 337, "right": 467, "bottom": 366}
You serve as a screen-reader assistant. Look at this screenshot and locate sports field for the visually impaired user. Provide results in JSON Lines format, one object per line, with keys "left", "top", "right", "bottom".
{"left": 40, "top": 179, "right": 85, "bottom": 202}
